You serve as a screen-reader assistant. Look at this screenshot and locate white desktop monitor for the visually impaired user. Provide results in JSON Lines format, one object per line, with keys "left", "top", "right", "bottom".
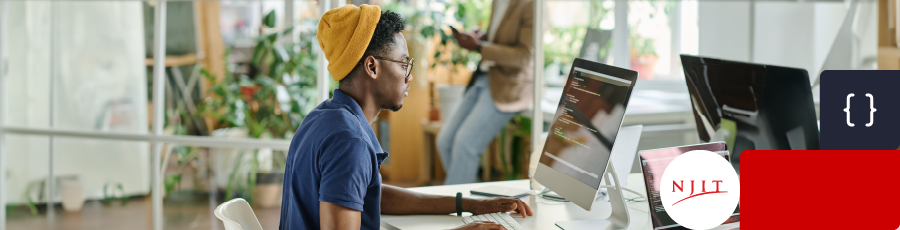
{"left": 601, "top": 124, "right": 642, "bottom": 189}
{"left": 533, "top": 58, "right": 638, "bottom": 214}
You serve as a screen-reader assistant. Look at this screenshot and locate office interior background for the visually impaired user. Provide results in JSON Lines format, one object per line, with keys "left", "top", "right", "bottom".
{"left": 0, "top": 0, "right": 888, "bottom": 229}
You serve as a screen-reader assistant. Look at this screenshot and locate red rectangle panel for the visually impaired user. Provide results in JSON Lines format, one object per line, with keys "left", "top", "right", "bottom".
{"left": 741, "top": 150, "right": 900, "bottom": 229}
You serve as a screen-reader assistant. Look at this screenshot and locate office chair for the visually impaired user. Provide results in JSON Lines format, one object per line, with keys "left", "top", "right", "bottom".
{"left": 214, "top": 198, "right": 264, "bottom": 230}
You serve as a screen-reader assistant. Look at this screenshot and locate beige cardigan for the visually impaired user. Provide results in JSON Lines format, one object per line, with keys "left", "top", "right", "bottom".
{"left": 472, "top": 0, "right": 535, "bottom": 113}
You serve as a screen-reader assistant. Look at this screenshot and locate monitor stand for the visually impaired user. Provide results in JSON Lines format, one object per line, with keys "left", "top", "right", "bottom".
{"left": 554, "top": 162, "right": 630, "bottom": 230}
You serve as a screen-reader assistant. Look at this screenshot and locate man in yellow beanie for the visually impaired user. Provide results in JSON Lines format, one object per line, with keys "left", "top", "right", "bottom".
{"left": 279, "top": 5, "right": 531, "bottom": 230}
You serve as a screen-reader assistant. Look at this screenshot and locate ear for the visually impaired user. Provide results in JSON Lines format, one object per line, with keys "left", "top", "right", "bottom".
{"left": 362, "top": 56, "right": 379, "bottom": 80}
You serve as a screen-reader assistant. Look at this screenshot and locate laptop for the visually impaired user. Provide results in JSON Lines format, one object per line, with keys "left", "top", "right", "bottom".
{"left": 579, "top": 29, "right": 612, "bottom": 63}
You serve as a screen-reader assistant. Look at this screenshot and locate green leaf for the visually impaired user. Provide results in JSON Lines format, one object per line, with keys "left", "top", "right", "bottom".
{"left": 455, "top": 4, "right": 467, "bottom": 22}
{"left": 225, "top": 152, "right": 246, "bottom": 200}
{"left": 200, "top": 68, "right": 215, "bottom": 82}
{"left": 256, "top": 75, "right": 276, "bottom": 88}
{"left": 269, "top": 63, "right": 282, "bottom": 79}
{"left": 213, "top": 85, "right": 227, "bottom": 97}
{"left": 264, "top": 10, "right": 276, "bottom": 28}
{"left": 433, "top": 51, "right": 442, "bottom": 59}
{"left": 420, "top": 25, "right": 435, "bottom": 39}
{"left": 262, "top": 27, "right": 293, "bottom": 42}
{"left": 251, "top": 40, "right": 267, "bottom": 66}
{"left": 273, "top": 45, "right": 289, "bottom": 63}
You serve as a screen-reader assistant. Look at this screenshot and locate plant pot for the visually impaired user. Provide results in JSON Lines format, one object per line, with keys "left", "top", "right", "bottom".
{"left": 252, "top": 172, "right": 284, "bottom": 208}
{"left": 630, "top": 54, "right": 658, "bottom": 80}
{"left": 437, "top": 85, "right": 467, "bottom": 122}
{"left": 211, "top": 128, "right": 250, "bottom": 190}
{"left": 58, "top": 176, "right": 84, "bottom": 212}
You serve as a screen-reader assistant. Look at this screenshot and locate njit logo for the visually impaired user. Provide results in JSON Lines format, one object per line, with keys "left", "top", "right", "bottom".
{"left": 661, "top": 150, "right": 740, "bottom": 230}
{"left": 671, "top": 179, "right": 727, "bottom": 206}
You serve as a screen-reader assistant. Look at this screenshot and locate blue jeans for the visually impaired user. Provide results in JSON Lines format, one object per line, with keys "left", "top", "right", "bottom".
{"left": 437, "top": 76, "right": 517, "bottom": 185}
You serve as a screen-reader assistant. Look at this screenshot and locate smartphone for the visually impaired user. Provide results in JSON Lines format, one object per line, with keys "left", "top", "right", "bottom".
{"left": 448, "top": 25, "right": 460, "bottom": 34}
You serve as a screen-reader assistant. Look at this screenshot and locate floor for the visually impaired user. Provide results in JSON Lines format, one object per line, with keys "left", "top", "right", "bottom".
{"left": 5, "top": 180, "right": 425, "bottom": 230}
{"left": 5, "top": 194, "right": 282, "bottom": 230}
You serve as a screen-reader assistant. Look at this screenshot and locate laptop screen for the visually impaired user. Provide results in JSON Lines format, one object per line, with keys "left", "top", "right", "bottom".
{"left": 638, "top": 142, "right": 740, "bottom": 229}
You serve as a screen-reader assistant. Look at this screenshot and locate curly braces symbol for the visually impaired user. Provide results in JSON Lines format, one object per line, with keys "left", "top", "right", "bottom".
{"left": 844, "top": 94, "right": 854, "bottom": 127}
{"left": 843, "top": 93, "right": 876, "bottom": 128}
{"left": 866, "top": 93, "right": 876, "bottom": 127}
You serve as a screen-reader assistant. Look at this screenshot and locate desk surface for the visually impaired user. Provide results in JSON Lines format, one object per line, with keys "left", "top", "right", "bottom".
{"left": 381, "top": 173, "right": 653, "bottom": 230}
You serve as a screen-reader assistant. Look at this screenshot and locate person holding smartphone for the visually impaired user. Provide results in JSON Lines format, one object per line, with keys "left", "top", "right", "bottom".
{"left": 439, "top": 0, "right": 536, "bottom": 185}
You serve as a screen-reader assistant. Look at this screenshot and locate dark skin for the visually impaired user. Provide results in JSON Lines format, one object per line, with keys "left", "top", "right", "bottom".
{"left": 322, "top": 32, "right": 533, "bottom": 230}
{"left": 451, "top": 28, "right": 487, "bottom": 52}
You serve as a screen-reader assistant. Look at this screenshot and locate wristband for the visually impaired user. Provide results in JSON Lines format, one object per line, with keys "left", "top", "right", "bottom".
{"left": 456, "top": 192, "right": 463, "bottom": 216}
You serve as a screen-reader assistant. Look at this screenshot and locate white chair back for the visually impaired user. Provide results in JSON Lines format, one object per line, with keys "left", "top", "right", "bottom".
{"left": 214, "top": 198, "right": 265, "bottom": 230}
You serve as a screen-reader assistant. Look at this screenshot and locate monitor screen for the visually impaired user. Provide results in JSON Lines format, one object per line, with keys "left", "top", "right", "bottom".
{"left": 639, "top": 142, "right": 740, "bottom": 230}
{"left": 538, "top": 59, "right": 636, "bottom": 190}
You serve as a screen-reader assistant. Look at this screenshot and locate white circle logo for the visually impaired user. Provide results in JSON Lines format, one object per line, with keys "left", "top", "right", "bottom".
{"left": 660, "top": 150, "right": 740, "bottom": 230}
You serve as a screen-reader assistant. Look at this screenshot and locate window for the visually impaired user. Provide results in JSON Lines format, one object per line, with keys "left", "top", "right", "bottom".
{"left": 0, "top": 1, "right": 322, "bottom": 229}
{"left": 628, "top": 0, "right": 698, "bottom": 82}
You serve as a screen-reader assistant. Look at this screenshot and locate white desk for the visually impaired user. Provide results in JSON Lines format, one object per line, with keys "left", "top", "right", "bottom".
{"left": 381, "top": 173, "right": 653, "bottom": 230}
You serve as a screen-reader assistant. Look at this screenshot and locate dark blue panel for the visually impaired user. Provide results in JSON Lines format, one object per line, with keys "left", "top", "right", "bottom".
{"left": 820, "top": 70, "right": 900, "bottom": 150}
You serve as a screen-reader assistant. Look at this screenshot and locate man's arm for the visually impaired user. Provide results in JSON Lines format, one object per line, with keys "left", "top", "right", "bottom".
{"left": 319, "top": 201, "right": 361, "bottom": 230}
{"left": 380, "top": 184, "right": 462, "bottom": 215}
{"left": 317, "top": 138, "right": 372, "bottom": 228}
{"left": 380, "top": 185, "right": 533, "bottom": 217}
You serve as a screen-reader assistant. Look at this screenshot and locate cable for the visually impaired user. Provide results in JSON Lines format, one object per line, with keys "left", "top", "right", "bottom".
{"left": 597, "top": 185, "right": 648, "bottom": 203}
{"left": 624, "top": 196, "right": 646, "bottom": 203}
{"left": 537, "top": 185, "right": 648, "bottom": 204}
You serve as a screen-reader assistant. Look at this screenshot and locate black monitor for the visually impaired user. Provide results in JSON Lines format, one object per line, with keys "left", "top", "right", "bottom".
{"left": 680, "top": 55, "right": 820, "bottom": 172}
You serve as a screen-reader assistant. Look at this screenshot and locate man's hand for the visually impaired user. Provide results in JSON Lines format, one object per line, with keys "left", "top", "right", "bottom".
{"left": 465, "top": 197, "right": 534, "bottom": 218}
{"left": 450, "top": 221, "right": 507, "bottom": 230}
{"left": 451, "top": 28, "right": 482, "bottom": 51}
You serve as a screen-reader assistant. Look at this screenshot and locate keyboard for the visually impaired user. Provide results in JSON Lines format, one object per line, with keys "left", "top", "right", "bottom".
{"left": 462, "top": 212, "right": 525, "bottom": 230}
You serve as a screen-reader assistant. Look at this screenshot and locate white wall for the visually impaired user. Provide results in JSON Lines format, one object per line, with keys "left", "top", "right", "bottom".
{"left": 754, "top": 2, "right": 815, "bottom": 71}
{"left": 698, "top": 1, "right": 874, "bottom": 84}
{"left": 5, "top": 1, "right": 149, "bottom": 203}
{"left": 813, "top": 3, "right": 849, "bottom": 74}
{"left": 698, "top": 1, "right": 751, "bottom": 62}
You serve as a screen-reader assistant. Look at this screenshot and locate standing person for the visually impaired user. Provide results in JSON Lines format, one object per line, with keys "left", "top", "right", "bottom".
{"left": 279, "top": 4, "right": 532, "bottom": 230}
{"left": 438, "top": 0, "right": 535, "bottom": 185}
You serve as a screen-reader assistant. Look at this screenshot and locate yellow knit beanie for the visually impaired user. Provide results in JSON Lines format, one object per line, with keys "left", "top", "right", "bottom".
{"left": 317, "top": 4, "right": 382, "bottom": 81}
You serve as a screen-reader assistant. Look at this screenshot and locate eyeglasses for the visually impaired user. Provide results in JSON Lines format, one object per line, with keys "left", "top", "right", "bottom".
{"left": 360, "top": 56, "right": 414, "bottom": 79}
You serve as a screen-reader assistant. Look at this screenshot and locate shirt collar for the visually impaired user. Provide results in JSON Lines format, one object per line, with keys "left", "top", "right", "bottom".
{"left": 332, "top": 89, "right": 386, "bottom": 155}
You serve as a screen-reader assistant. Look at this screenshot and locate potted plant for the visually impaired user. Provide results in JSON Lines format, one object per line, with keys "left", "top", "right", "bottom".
{"left": 23, "top": 175, "right": 86, "bottom": 214}
{"left": 57, "top": 175, "right": 84, "bottom": 212}
{"left": 628, "top": 1, "right": 673, "bottom": 80}
{"left": 197, "top": 10, "right": 317, "bottom": 207}
{"left": 630, "top": 34, "right": 658, "bottom": 80}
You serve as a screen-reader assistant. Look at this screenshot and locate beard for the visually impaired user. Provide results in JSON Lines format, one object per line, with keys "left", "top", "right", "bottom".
{"left": 387, "top": 104, "right": 403, "bottom": 112}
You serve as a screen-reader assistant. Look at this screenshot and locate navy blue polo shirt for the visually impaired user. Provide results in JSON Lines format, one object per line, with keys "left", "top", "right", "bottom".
{"left": 279, "top": 89, "right": 388, "bottom": 230}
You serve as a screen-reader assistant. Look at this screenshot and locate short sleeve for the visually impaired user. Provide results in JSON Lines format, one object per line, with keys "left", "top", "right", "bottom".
{"left": 318, "top": 137, "right": 374, "bottom": 211}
